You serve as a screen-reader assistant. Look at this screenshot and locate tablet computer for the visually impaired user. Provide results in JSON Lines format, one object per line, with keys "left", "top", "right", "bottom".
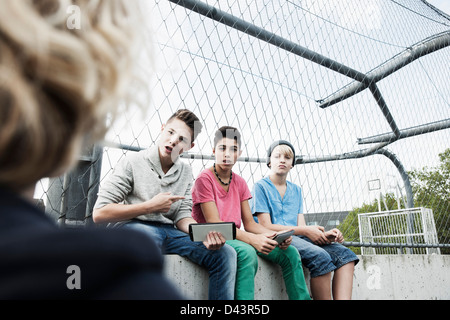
{"left": 189, "top": 222, "right": 236, "bottom": 242}
{"left": 272, "top": 230, "right": 294, "bottom": 244}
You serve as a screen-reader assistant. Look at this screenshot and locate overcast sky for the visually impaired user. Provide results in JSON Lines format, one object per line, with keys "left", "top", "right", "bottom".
{"left": 427, "top": 0, "right": 450, "bottom": 14}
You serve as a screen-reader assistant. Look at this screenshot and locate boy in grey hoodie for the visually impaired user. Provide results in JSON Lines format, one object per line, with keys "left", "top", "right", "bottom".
{"left": 93, "top": 109, "right": 236, "bottom": 300}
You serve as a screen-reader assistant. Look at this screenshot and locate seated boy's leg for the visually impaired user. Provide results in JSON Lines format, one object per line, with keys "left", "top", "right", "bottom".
{"left": 122, "top": 220, "right": 165, "bottom": 251}
{"left": 164, "top": 227, "right": 237, "bottom": 300}
{"left": 290, "top": 235, "right": 336, "bottom": 278}
{"left": 319, "top": 242, "right": 359, "bottom": 270}
{"left": 227, "top": 240, "right": 258, "bottom": 300}
{"left": 259, "top": 246, "right": 311, "bottom": 300}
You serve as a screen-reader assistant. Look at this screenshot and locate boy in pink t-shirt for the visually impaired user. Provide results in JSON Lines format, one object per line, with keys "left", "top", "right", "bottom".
{"left": 192, "top": 168, "right": 250, "bottom": 228}
{"left": 191, "top": 126, "right": 310, "bottom": 300}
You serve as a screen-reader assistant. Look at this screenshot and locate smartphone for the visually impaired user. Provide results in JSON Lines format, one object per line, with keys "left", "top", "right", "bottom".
{"left": 189, "top": 222, "right": 236, "bottom": 242}
{"left": 272, "top": 230, "right": 294, "bottom": 244}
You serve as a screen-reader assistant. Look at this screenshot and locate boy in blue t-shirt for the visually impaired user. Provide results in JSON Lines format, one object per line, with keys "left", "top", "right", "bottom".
{"left": 251, "top": 140, "right": 359, "bottom": 300}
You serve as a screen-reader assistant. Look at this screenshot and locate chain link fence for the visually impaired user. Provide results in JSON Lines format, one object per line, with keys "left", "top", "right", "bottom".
{"left": 37, "top": 0, "right": 449, "bottom": 254}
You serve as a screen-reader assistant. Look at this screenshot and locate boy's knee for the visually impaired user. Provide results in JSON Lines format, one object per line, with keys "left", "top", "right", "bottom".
{"left": 285, "top": 245, "right": 300, "bottom": 257}
{"left": 209, "top": 243, "right": 237, "bottom": 262}
{"left": 312, "top": 247, "right": 332, "bottom": 263}
{"left": 220, "top": 244, "right": 238, "bottom": 263}
{"left": 282, "top": 245, "right": 302, "bottom": 264}
{"left": 237, "top": 245, "right": 258, "bottom": 266}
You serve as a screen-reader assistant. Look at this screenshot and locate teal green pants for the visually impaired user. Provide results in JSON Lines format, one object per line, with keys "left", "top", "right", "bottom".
{"left": 227, "top": 239, "right": 311, "bottom": 300}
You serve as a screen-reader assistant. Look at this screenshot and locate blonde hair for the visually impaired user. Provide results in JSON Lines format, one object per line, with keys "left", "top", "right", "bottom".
{"left": 272, "top": 145, "right": 294, "bottom": 160}
{"left": 0, "top": 0, "right": 147, "bottom": 191}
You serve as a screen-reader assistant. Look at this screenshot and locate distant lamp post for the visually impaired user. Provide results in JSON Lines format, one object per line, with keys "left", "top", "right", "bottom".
{"left": 368, "top": 179, "right": 382, "bottom": 212}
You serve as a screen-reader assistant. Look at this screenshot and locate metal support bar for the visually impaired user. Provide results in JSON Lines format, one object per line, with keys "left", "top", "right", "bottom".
{"left": 369, "top": 84, "right": 401, "bottom": 137}
{"left": 374, "top": 148, "right": 414, "bottom": 210}
{"left": 343, "top": 241, "right": 450, "bottom": 249}
{"left": 358, "top": 118, "right": 450, "bottom": 144}
{"left": 181, "top": 153, "right": 267, "bottom": 164}
{"left": 168, "top": 0, "right": 368, "bottom": 83}
{"left": 318, "top": 31, "right": 450, "bottom": 108}
{"left": 295, "top": 142, "right": 390, "bottom": 165}
{"left": 104, "top": 141, "right": 390, "bottom": 165}
{"left": 46, "top": 144, "right": 103, "bottom": 227}
{"left": 84, "top": 145, "right": 103, "bottom": 226}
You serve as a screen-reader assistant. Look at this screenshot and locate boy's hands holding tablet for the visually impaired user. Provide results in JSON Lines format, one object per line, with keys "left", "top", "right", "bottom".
{"left": 273, "top": 229, "right": 294, "bottom": 250}
{"left": 189, "top": 222, "right": 236, "bottom": 250}
{"left": 203, "top": 231, "right": 227, "bottom": 250}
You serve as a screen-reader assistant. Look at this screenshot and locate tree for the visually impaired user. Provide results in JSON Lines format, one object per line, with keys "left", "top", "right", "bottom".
{"left": 409, "top": 148, "right": 449, "bottom": 254}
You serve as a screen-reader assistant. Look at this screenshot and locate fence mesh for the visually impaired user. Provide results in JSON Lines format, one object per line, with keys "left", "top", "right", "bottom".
{"left": 37, "top": 0, "right": 449, "bottom": 254}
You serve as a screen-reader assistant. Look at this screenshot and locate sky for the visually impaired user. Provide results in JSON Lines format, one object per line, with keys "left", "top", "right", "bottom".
{"left": 427, "top": 0, "right": 450, "bottom": 14}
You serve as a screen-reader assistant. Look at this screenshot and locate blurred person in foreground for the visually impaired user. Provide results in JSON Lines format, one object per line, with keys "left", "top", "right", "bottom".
{"left": 0, "top": 0, "right": 181, "bottom": 299}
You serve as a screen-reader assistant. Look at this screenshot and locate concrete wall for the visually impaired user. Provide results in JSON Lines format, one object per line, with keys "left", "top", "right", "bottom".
{"left": 163, "top": 254, "right": 450, "bottom": 300}
{"left": 352, "top": 254, "right": 450, "bottom": 300}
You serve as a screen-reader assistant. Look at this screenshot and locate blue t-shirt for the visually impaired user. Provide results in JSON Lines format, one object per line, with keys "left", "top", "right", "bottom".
{"left": 250, "top": 176, "right": 303, "bottom": 226}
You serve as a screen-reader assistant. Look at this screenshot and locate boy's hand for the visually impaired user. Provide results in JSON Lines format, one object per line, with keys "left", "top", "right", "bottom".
{"left": 203, "top": 231, "right": 226, "bottom": 250}
{"left": 145, "top": 192, "right": 185, "bottom": 213}
{"left": 278, "top": 236, "right": 292, "bottom": 250}
{"left": 305, "top": 225, "right": 330, "bottom": 245}
{"left": 325, "top": 228, "right": 344, "bottom": 243}
{"left": 251, "top": 233, "right": 278, "bottom": 255}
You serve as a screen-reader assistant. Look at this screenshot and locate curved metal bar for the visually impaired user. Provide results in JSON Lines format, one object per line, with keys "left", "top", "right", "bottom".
{"left": 358, "top": 118, "right": 450, "bottom": 144}
{"left": 374, "top": 148, "right": 414, "bottom": 209}
{"left": 168, "top": 0, "right": 368, "bottom": 83}
{"left": 318, "top": 31, "right": 450, "bottom": 108}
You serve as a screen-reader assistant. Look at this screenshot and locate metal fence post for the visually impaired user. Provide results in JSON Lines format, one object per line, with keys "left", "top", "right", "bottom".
{"left": 375, "top": 148, "right": 415, "bottom": 253}
{"left": 45, "top": 144, "right": 103, "bottom": 227}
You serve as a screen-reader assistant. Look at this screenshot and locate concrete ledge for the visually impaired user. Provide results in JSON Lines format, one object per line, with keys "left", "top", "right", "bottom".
{"left": 163, "top": 254, "right": 450, "bottom": 300}
{"left": 352, "top": 254, "right": 450, "bottom": 300}
{"left": 163, "top": 254, "right": 310, "bottom": 299}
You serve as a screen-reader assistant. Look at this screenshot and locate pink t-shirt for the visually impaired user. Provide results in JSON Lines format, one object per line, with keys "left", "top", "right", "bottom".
{"left": 191, "top": 169, "right": 252, "bottom": 229}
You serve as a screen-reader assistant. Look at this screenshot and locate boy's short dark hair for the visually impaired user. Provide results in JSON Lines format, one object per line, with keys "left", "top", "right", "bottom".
{"left": 167, "top": 109, "right": 203, "bottom": 142}
{"left": 214, "top": 126, "right": 242, "bottom": 148}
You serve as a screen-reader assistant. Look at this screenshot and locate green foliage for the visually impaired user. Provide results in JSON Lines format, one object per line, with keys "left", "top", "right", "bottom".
{"left": 409, "top": 148, "right": 449, "bottom": 254}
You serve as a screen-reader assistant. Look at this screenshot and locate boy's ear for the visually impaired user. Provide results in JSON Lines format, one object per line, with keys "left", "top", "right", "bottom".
{"left": 161, "top": 124, "right": 165, "bottom": 132}
{"left": 182, "top": 141, "right": 194, "bottom": 153}
{"left": 238, "top": 149, "right": 243, "bottom": 157}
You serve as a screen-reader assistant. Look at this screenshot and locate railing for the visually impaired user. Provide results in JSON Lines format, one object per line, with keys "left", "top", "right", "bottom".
{"left": 358, "top": 207, "right": 441, "bottom": 254}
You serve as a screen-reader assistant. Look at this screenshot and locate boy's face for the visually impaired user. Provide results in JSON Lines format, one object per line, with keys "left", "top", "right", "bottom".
{"left": 159, "top": 118, "right": 194, "bottom": 163}
{"left": 270, "top": 145, "right": 294, "bottom": 174}
{"left": 213, "top": 137, "right": 242, "bottom": 169}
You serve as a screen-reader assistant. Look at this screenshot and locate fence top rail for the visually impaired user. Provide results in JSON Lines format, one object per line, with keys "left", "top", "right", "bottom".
{"left": 343, "top": 241, "right": 449, "bottom": 249}
{"left": 370, "top": 233, "right": 427, "bottom": 239}
{"left": 357, "top": 207, "right": 428, "bottom": 217}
